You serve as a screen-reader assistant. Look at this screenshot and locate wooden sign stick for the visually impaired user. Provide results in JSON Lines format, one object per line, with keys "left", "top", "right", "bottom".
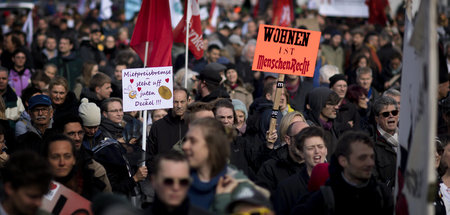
{"left": 268, "top": 73, "right": 285, "bottom": 144}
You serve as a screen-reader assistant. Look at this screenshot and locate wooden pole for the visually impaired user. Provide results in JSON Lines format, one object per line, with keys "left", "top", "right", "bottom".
{"left": 267, "top": 73, "right": 285, "bottom": 144}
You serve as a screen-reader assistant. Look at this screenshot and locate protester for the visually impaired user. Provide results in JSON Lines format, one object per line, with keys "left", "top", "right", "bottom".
{"left": 81, "top": 72, "right": 113, "bottom": 107}
{"left": 99, "top": 97, "right": 126, "bottom": 142}
{"left": 8, "top": 49, "right": 32, "bottom": 97}
{"left": 0, "top": 66, "right": 25, "bottom": 126}
{"left": 146, "top": 151, "right": 212, "bottom": 215}
{"left": 74, "top": 61, "right": 99, "bottom": 99}
{"left": 224, "top": 64, "right": 253, "bottom": 109}
{"left": 49, "top": 76, "right": 79, "bottom": 119}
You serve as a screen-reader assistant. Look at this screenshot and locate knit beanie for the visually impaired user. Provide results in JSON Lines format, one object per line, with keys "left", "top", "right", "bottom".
{"left": 329, "top": 74, "right": 347, "bottom": 88}
{"left": 78, "top": 98, "right": 101, "bottom": 126}
{"left": 232, "top": 99, "right": 248, "bottom": 120}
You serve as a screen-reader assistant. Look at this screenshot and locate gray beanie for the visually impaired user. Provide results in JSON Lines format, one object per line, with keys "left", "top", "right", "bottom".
{"left": 232, "top": 99, "right": 248, "bottom": 120}
{"left": 78, "top": 98, "right": 101, "bottom": 126}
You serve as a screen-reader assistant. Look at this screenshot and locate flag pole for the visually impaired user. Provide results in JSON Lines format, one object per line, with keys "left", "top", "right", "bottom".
{"left": 184, "top": 0, "right": 191, "bottom": 89}
{"left": 142, "top": 41, "right": 149, "bottom": 157}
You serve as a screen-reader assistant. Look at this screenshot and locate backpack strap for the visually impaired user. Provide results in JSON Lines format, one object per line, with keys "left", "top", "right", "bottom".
{"left": 320, "top": 185, "right": 335, "bottom": 215}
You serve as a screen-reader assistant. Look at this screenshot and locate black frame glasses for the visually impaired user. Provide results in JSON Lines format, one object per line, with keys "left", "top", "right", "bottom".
{"left": 162, "top": 177, "right": 191, "bottom": 187}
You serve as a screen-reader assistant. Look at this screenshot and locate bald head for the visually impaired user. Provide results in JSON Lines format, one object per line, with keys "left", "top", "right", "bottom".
{"left": 285, "top": 121, "right": 310, "bottom": 146}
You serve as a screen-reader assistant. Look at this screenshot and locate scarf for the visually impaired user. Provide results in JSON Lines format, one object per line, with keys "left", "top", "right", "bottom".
{"left": 377, "top": 125, "right": 399, "bottom": 151}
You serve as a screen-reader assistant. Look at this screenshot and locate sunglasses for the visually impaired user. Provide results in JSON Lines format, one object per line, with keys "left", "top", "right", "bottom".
{"left": 162, "top": 178, "right": 191, "bottom": 187}
{"left": 231, "top": 207, "right": 272, "bottom": 215}
{"left": 379, "top": 110, "right": 399, "bottom": 118}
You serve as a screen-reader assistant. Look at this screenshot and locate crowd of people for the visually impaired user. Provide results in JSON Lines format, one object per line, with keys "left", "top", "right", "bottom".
{"left": 0, "top": 0, "right": 449, "bottom": 215}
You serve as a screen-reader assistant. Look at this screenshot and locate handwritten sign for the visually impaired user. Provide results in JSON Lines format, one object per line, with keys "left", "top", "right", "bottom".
{"left": 122, "top": 67, "right": 173, "bottom": 112}
{"left": 252, "top": 24, "right": 321, "bottom": 77}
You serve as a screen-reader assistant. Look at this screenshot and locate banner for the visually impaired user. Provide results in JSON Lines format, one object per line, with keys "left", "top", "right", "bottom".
{"left": 252, "top": 24, "right": 321, "bottom": 77}
{"left": 122, "top": 67, "right": 173, "bottom": 112}
{"left": 130, "top": 0, "right": 173, "bottom": 67}
{"left": 173, "top": 0, "right": 204, "bottom": 60}
{"left": 310, "top": 0, "right": 369, "bottom": 18}
{"left": 396, "top": 0, "right": 437, "bottom": 214}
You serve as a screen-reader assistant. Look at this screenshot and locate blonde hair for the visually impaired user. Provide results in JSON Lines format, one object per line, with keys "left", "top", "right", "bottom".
{"left": 279, "top": 111, "right": 306, "bottom": 140}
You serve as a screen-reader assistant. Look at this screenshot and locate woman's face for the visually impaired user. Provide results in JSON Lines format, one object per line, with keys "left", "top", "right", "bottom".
{"left": 226, "top": 69, "right": 238, "bottom": 84}
{"left": 358, "top": 57, "right": 367, "bottom": 68}
{"left": 358, "top": 95, "right": 369, "bottom": 109}
{"left": 48, "top": 140, "right": 76, "bottom": 178}
{"left": 182, "top": 126, "right": 209, "bottom": 169}
{"left": 235, "top": 110, "right": 245, "bottom": 128}
{"left": 50, "top": 85, "right": 67, "bottom": 105}
{"left": 152, "top": 109, "right": 168, "bottom": 122}
{"left": 91, "top": 65, "right": 99, "bottom": 77}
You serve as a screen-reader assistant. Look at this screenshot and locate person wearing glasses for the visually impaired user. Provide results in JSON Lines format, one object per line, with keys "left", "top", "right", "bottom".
{"left": 15, "top": 94, "right": 53, "bottom": 154}
{"left": 146, "top": 151, "right": 212, "bottom": 215}
{"left": 99, "top": 97, "right": 125, "bottom": 142}
{"left": 373, "top": 96, "right": 399, "bottom": 191}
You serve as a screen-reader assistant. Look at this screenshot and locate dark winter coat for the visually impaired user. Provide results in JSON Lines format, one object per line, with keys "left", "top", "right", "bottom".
{"left": 144, "top": 196, "right": 212, "bottom": 215}
{"left": 52, "top": 91, "right": 80, "bottom": 120}
{"left": 273, "top": 165, "right": 309, "bottom": 215}
{"left": 373, "top": 130, "right": 397, "bottom": 191}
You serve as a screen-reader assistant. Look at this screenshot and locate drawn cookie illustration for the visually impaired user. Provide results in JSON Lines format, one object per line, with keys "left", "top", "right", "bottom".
{"left": 128, "top": 90, "right": 137, "bottom": 99}
{"left": 158, "top": 86, "right": 172, "bottom": 100}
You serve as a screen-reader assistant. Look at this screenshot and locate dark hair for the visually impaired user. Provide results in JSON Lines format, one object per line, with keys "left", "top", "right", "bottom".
{"left": 52, "top": 115, "right": 84, "bottom": 134}
{"left": 263, "top": 81, "right": 276, "bottom": 98}
{"left": 346, "top": 84, "right": 367, "bottom": 104}
{"left": 101, "top": 97, "right": 122, "bottom": 113}
{"left": 60, "top": 34, "right": 75, "bottom": 45}
{"left": 213, "top": 98, "right": 237, "bottom": 125}
{"left": 326, "top": 91, "right": 341, "bottom": 106}
{"left": 294, "top": 126, "right": 327, "bottom": 152}
{"left": 89, "top": 72, "right": 111, "bottom": 91}
{"left": 173, "top": 86, "right": 189, "bottom": 100}
{"left": 21, "top": 86, "right": 42, "bottom": 109}
{"left": 152, "top": 151, "right": 188, "bottom": 175}
{"left": 189, "top": 118, "right": 232, "bottom": 177}
{"left": 2, "top": 151, "right": 52, "bottom": 194}
{"left": 184, "top": 101, "right": 214, "bottom": 125}
{"left": 12, "top": 48, "right": 26, "bottom": 58}
{"left": 208, "top": 44, "right": 221, "bottom": 52}
{"left": 43, "top": 134, "right": 77, "bottom": 159}
{"left": 334, "top": 131, "right": 374, "bottom": 159}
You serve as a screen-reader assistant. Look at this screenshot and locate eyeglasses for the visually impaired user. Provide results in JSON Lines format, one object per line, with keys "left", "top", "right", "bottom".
{"left": 231, "top": 207, "right": 272, "bottom": 215}
{"left": 107, "top": 109, "right": 123, "bottom": 113}
{"left": 379, "top": 110, "right": 399, "bottom": 118}
{"left": 162, "top": 177, "right": 191, "bottom": 188}
{"left": 32, "top": 107, "right": 50, "bottom": 114}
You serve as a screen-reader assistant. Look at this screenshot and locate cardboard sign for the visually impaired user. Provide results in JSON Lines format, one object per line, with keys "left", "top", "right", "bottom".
{"left": 41, "top": 181, "right": 92, "bottom": 215}
{"left": 122, "top": 67, "right": 174, "bottom": 112}
{"left": 252, "top": 24, "right": 321, "bottom": 77}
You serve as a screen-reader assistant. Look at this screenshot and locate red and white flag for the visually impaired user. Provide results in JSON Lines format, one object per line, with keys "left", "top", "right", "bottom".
{"left": 272, "top": 0, "right": 294, "bottom": 27}
{"left": 130, "top": 0, "right": 173, "bottom": 67}
{"left": 209, "top": 0, "right": 219, "bottom": 28}
{"left": 173, "top": 0, "right": 204, "bottom": 60}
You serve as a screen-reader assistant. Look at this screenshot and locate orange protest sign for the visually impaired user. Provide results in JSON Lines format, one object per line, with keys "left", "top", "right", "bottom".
{"left": 252, "top": 24, "right": 321, "bottom": 77}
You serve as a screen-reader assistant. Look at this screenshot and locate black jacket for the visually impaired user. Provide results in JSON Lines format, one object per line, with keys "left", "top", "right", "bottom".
{"left": 373, "top": 130, "right": 397, "bottom": 191}
{"left": 52, "top": 91, "right": 80, "bottom": 120}
{"left": 273, "top": 165, "right": 309, "bottom": 215}
{"left": 255, "top": 145, "right": 304, "bottom": 194}
{"left": 144, "top": 196, "right": 212, "bottom": 215}
{"left": 147, "top": 110, "right": 188, "bottom": 171}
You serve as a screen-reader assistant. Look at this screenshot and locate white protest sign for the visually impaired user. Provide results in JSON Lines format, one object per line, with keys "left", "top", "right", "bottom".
{"left": 122, "top": 67, "right": 173, "bottom": 112}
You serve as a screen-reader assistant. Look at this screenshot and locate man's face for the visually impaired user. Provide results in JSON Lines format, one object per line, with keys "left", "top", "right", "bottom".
{"left": 0, "top": 71, "right": 8, "bottom": 92}
{"left": 207, "top": 48, "right": 220, "bottom": 63}
{"left": 215, "top": 107, "right": 234, "bottom": 128}
{"left": 64, "top": 122, "right": 85, "bottom": 150}
{"left": 47, "top": 140, "right": 76, "bottom": 178}
{"left": 357, "top": 73, "right": 373, "bottom": 91}
{"left": 299, "top": 136, "right": 327, "bottom": 171}
{"left": 152, "top": 160, "right": 191, "bottom": 208}
{"left": 352, "top": 33, "right": 364, "bottom": 47}
{"left": 320, "top": 103, "right": 339, "bottom": 120}
{"left": 331, "top": 80, "right": 347, "bottom": 99}
{"left": 173, "top": 90, "right": 188, "bottom": 117}
{"left": 45, "top": 38, "right": 57, "bottom": 51}
{"left": 339, "top": 141, "right": 375, "bottom": 184}
{"left": 4, "top": 184, "right": 46, "bottom": 215}
{"left": 375, "top": 104, "right": 399, "bottom": 135}
{"left": 114, "top": 65, "right": 126, "bottom": 81}
{"left": 44, "top": 66, "right": 57, "bottom": 79}
{"left": 50, "top": 85, "right": 67, "bottom": 106}
{"left": 96, "top": 83, "right": 112, "bottom": 100}
{"left": 12, "top": 52, "right": 26, "bottom": 68}
{"left": 390, "top": 58, "right": 402, "bottom": 71}
{"left": 58, "top": 38, "right": 73, "bottom": 54}
{"left": 83, "top": 126, "right": 99, "bottom": 138}
{"left": 29, "top": 105, "right": 53, "bottom": 126}
{"left": 90, "top": 31, "right": 102, "bottom": 44}
{"left": 103, "top": 101, "right": 123, "bottom": 124}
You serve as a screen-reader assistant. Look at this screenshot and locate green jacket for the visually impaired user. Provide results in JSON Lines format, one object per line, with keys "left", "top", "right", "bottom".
{"left": 49, "top": 52, "right": 83, "bottom": 91}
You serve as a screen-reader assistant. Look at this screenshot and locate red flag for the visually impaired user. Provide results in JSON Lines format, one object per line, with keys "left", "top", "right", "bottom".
{"left": 130, "top": 0, "right": 173, "bottom": 67}
{"left": 366, "top": 0, "right": 389, "bottom": 27}
{"left": 173, "top": 0, "right": 204, "bottom": 60}
{"left": 272, "top": 0, "right": 294, "bottom": 27}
